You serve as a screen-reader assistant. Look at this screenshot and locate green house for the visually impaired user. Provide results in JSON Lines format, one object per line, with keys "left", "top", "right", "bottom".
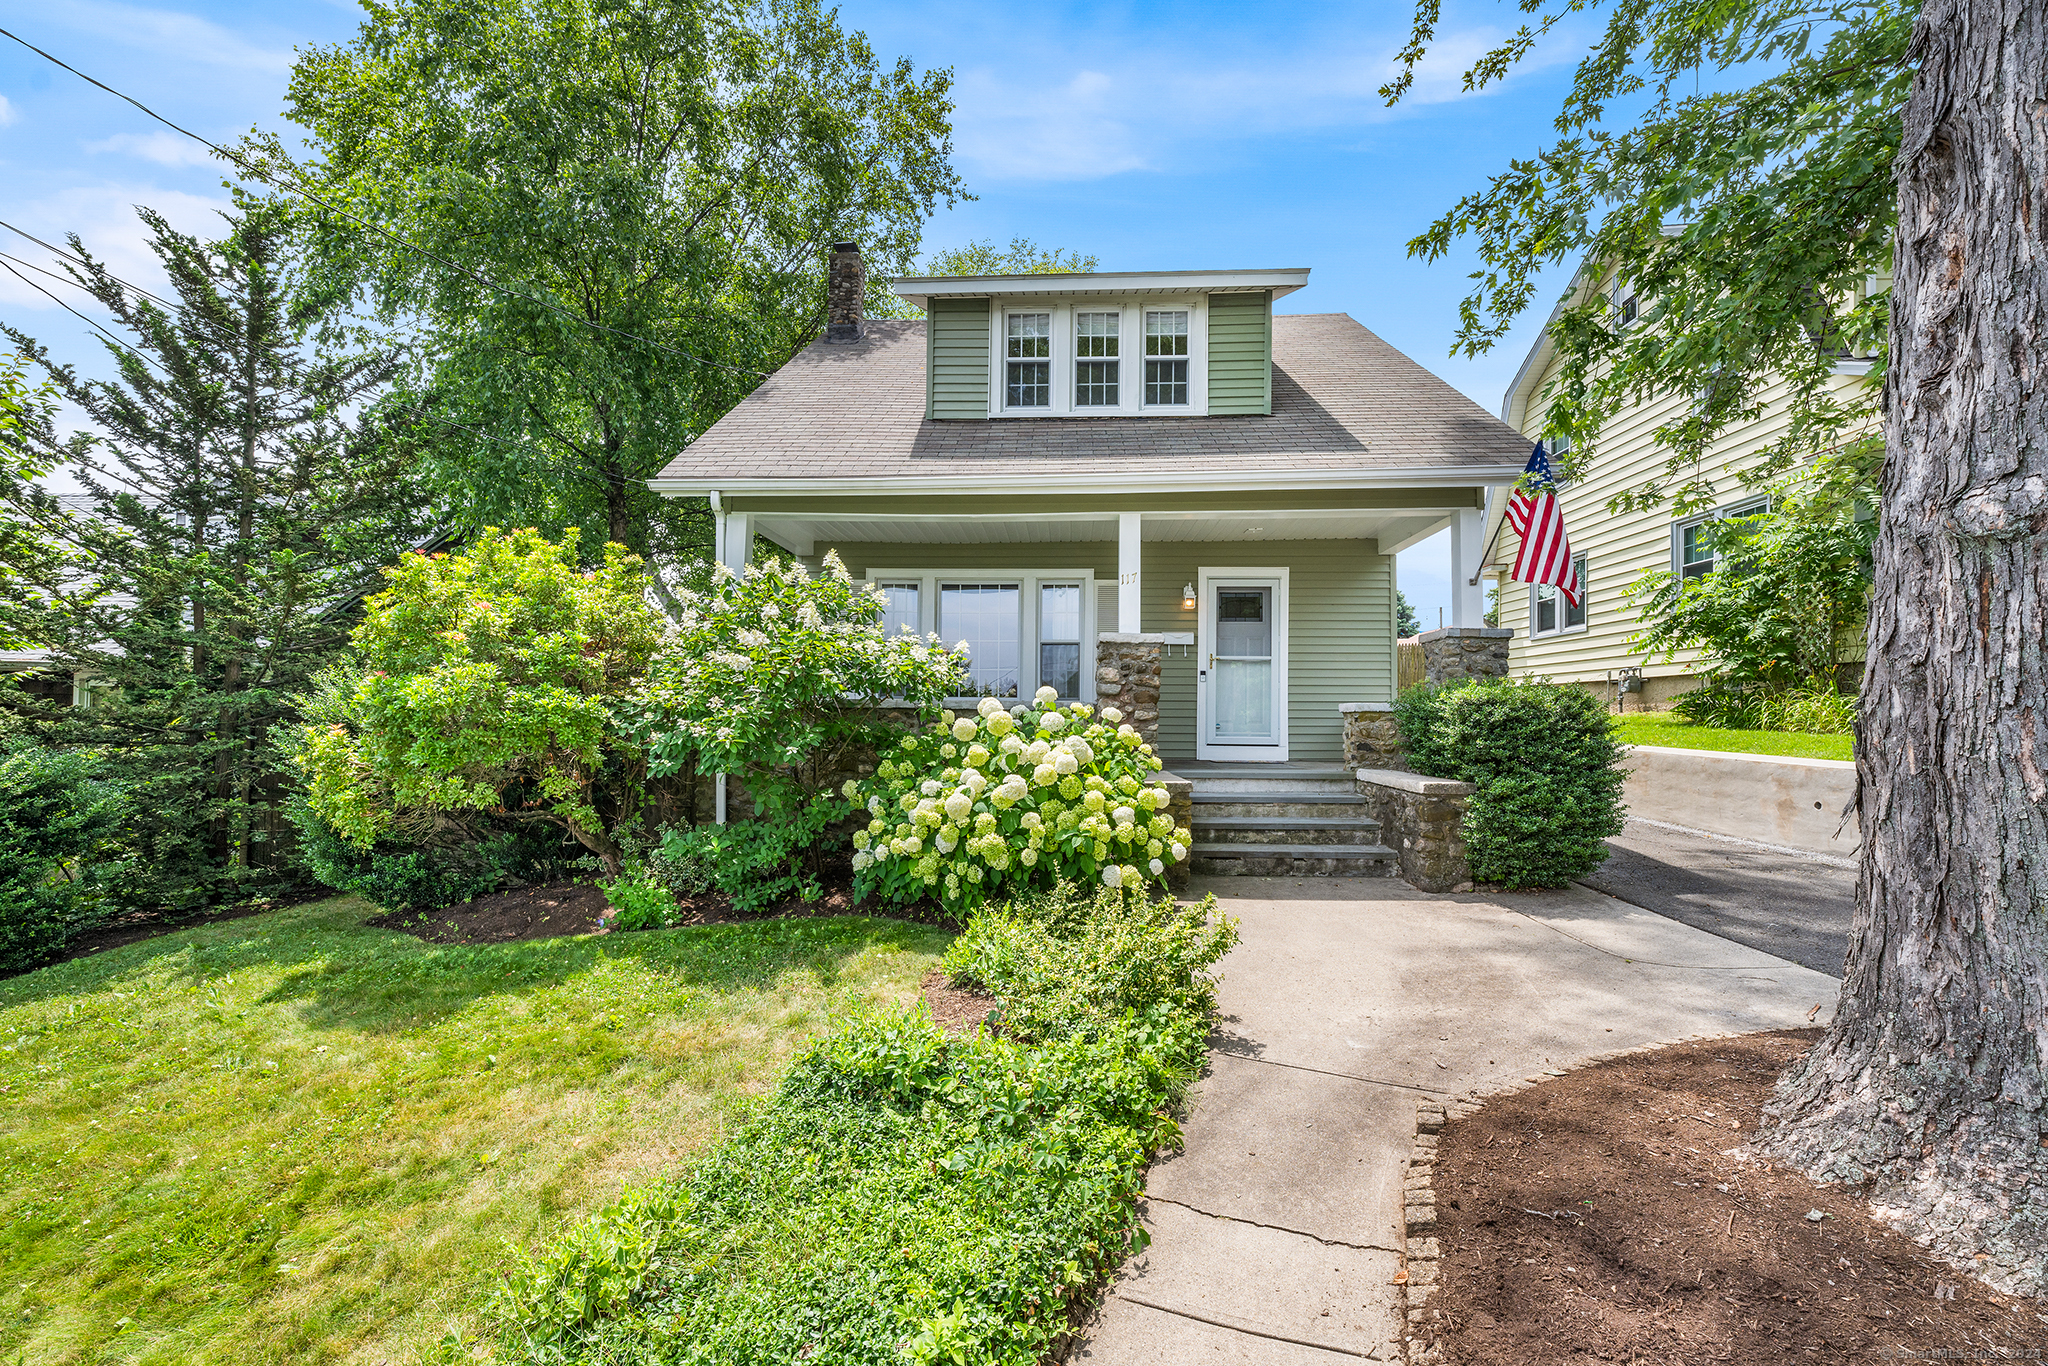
{"left": 649, "top": 246, "right": 1529, "bottom": 774}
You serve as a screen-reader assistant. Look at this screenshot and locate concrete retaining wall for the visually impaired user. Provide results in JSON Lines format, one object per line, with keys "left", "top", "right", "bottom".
{"left": 1621, "top": 745, "right": 1858, "bottom": 856}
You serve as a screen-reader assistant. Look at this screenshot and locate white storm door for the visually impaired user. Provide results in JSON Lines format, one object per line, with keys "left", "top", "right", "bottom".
{"left": 1196, "top": 570, "right": 1288, "bottom": 761}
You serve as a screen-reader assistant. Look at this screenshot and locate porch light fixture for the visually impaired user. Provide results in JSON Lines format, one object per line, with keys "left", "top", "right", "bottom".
{"left": 1182, "top": 583, "right": 1196, "bottom": 610}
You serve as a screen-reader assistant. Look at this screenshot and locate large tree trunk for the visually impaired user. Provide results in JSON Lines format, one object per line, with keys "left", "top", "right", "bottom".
{"left": 1759, "top": 0, "right": 2048, "bottom": 1296}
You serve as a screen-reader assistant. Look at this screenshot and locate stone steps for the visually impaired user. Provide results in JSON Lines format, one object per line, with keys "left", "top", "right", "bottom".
{"left": 1193, "top": 815, "right": 1382, "bottom": 847}
{"left": 1190, "top": 842, "right": 1400, "bottom": 877}
{"left": 1193, "top": 793, "right": 1372, "bottom": 820}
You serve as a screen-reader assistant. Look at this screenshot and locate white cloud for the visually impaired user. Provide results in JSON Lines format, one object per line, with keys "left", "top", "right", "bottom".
{"left": 0, "top": 185, "right": 231, "bottom": 314}
{"left": 84, "top": 131, "right": 218, "bottom": 168}
{"left": 0, "top": 96, "right": 16, "bottom": 129}
{"left": 948, "top": 24, "right": 1576, "bottom": 183}
{"left": 50, "top": 1, "right": 292, "bottom": 73}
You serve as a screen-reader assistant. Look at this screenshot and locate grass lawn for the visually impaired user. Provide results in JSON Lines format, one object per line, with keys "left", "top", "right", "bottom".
{"left": 1611, "top": 713, "right": 1854, "bottom": 761}
{"left": 0, "top": 895, "right": 949, "bottom": 1365}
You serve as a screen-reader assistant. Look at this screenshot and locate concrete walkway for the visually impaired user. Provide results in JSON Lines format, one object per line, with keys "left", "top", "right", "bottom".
{"left": 1074, "top": 876, "right": 1841, "bottom": 1363}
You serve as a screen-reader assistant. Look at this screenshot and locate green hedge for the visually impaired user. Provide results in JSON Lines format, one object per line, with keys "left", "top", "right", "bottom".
{"left": 489, "top": 882, "right": 1238, "bottom": 1365}
{"left": 1394, "top": 681, "right": 1628, "bottom": 889}
{"left": 0, "top": 742, "right": 129, "bottom": 975}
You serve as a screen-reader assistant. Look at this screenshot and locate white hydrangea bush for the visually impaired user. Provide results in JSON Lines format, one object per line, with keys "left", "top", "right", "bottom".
{"left": 843, "top": 686, "right": 1194, "bottom": 915}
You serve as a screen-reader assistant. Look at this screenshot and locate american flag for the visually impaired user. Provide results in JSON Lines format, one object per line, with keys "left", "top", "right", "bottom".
{"left": 1505, "top": 442, "right": 1580, "bottom": 606}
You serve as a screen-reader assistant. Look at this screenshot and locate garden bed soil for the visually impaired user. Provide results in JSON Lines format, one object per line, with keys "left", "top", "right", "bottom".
{"left": 1420, "top": 1029, "right": 2045, "bottom": 1363}
{"left": 919, "top": 968, "right": 998, "bottom": 1036}
{"left": 367, "top": 872, "right": 877, "bottom": 946}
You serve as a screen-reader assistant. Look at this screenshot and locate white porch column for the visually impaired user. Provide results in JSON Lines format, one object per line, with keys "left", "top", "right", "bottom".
{"left": 716, "top": 511, "right": 752, "bottom": 575}
{"left": 1450, "top": 507, "right": 1487, "bottom": 627}
{"left": 1117, "top": 512, "right": 1142, "bottom": 633}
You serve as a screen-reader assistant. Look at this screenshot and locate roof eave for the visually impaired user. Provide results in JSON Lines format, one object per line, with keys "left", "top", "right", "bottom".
{"left": 890, "top": 267, "right": 1311, "bottom": 310}
{"left": 648, "top": 464, "right": 1529, "bottom": 500}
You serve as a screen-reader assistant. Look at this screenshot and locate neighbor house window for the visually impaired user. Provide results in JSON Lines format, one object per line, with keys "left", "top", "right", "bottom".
{"left": 1074, "top": 311, "right": 1120, "bottom": 407}
{"left": 1675, "top": 498, "right": 1768, "bottom": 579}
{"left": 1531, "top": 554, "right": 1589, "bottom": 636}
{"left": 1612, "top": 278, "right": 1640, "bottom": 329}
{"left": 877, "top": 582, "right": 921, "bottom": 637}
{"left": 941, "top": 582, "right": 1021, "bottom": 698}
{"left": 1038, "top": 582, "right": 1083, "bottom": 699}
{"left": 1144, "top": 310, "right": 1189, "bottom": 406}
{"left": 1006, "top": 313, "right": 1050, "bottom": 408}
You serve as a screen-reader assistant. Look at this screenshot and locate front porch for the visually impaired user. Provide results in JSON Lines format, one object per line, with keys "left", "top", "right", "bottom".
{"left": 708, "top": 488, "right": 1502, "bottom": 766}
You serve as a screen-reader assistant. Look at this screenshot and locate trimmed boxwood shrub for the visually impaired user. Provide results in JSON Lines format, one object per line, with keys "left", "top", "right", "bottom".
{"left": 1393, "top": 680, "right": 1628, "bottom": 888}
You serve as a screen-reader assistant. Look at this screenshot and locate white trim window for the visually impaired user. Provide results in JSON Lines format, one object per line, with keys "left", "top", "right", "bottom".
{"left": 1074, "top": 311, "right": 1120, "bottom": 407}
{"left": 867, "top": 569, "right": 1096, "bottom": 705}
{"left": 1674, "top": 497, "right": 1768, "bottom": 579}
{"left": 1611, "top": 277, "right": 1640, "bottom": 330}
{"left": 1144, "top": 309, "right": 1190, "bottom": 406}
{"left": 1530, "top": 553, "right": 1589, "bottom": 636}
{"left": 1005, "top": 312, "right": 1051, "bottom": 409}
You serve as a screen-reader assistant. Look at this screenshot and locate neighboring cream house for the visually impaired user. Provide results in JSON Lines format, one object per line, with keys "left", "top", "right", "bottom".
{"left": 1484, "top": 271, "right": 1878, "bottom": 709}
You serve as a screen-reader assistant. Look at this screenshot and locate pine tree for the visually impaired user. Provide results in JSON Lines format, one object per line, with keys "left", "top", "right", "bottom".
{"left": 1, "top": 199, "right": 434, "bottom": 910}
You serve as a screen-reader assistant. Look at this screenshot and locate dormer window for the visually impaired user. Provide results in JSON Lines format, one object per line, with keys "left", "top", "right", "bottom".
{"left": 1006, "top": 312, "right": 1051, "bottom": 407}
{"left": 1145, "top": 310, "right": 1190, "bottom": 406}
{"left": 1074, "top": 312, "right": 1120, "bottom": 406}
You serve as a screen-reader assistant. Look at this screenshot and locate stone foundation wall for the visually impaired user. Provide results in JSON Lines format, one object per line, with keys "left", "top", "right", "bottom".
{"left": 1094, "top": 634, "right": 1163, "bottom": 751}
{"left": 1341, "top": 703, "right": 1407, "bottom": 771}
{"left": 1355, "top": 767, "right": 1476, "bottom": 894}
{"left": 1416, "top": 626, "right": 1512, "bottom": 687}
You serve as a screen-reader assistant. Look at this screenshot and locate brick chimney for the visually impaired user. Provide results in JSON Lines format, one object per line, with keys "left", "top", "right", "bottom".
{"left": 824, "top": 241, "right": 864, "bottom": 343}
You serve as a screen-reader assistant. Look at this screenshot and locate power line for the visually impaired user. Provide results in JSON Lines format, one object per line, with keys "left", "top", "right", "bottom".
{"left": 0, "top": 220, "right": 178, "bottom": 309}
{"left": 0, "top": 25, "right": 772, "bottom": 380}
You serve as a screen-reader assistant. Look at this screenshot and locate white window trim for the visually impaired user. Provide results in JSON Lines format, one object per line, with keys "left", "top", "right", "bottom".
{"left": 1528, "top": 552, "right": 1589, "bottom": 638}
{"left": 987, "top": 295, "right": 1208, "bottom": 417}
{"left": 1671, "top": 496, "right": 1769, "bottom": 578}
{"left": 865, "top": 567, "right": 1097, "bottom": 706}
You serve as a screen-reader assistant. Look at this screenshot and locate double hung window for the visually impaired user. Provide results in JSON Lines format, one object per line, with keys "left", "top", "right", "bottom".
{"left": 1006, "top": 313, "right": 1050, "bottom": 408}
{"left": 1074, "top": 312, "right": 1120, "bottom": 406}
{"left": 1675, "top": 498, "right": 1768, "bottom": 579}
{"left": 1038, "top": 583, "right": 1083, "bottom": 700}
{"left": 1144, "top": 310, "right": 1189, "bottom": 405}
{"left": 1530, "top": 554, "right": 1589, "bottom": 636}
{"left": 877, "top": 582, "right": 921, "bottom": 637}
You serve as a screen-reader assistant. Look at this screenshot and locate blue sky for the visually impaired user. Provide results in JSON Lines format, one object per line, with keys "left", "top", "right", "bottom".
{"left": 0, "top": 0, "right": 1585, "bottom": 625}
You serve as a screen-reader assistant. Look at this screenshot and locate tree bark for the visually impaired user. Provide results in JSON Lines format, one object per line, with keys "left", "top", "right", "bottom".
{"left": 1759, "top": 0, "right": 2048, "bottom": 1296}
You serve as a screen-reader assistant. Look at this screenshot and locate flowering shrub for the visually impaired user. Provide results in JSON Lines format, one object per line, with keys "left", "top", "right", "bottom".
{"left": 843, "top": 686, "right": 1194, "bottom": 915}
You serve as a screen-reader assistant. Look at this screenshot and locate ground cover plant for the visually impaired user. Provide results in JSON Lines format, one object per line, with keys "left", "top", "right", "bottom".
{"left": 0, "top": 894, "right": 945, "bottom": 1364}
{"left": 491, "top": 881, "right": 1237, "bottom": 1365}
{"left": 1396, "top": 680, "right": 1628, "bottom": 888}
{"left": 843, "top": 689, "right": 1194, "bottom": 917}
{"left": 1610, "top": 713, "right": 1853, "bottom": 762}
{"left": 0, "top": 741, "right": 129, "bottom": 974}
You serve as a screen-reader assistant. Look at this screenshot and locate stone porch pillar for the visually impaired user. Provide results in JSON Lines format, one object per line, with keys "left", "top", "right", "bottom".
{"left": 1095, "top": 633, "right": 1163, "bottom": 750}
{"left": 1416, "top": 626, "right": 1512, "bottom": 687}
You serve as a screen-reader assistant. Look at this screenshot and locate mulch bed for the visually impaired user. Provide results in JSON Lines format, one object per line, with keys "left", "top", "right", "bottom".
{"left": 919, "top": 968, "right": 998, "bottom": 1036}
{"left": 1421, "top": 1030, "right": 2046, "bottom": 1363}
{"left": 366, "top": 871, "right": 883, "bottom": 946}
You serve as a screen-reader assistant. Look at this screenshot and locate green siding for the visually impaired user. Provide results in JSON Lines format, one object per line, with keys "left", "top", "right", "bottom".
{"left": 1207, "top": 291, "right": 1272, "bottom": 415}
{"left": 927, "top": 298, "right": 991, "bottom": 419}
{"left": 1140, "top": 539, "right": 1394, "bottom": 762}
{"left": 828, "top": 542, "right": 1116, "bottom": 578}
{"left": 821, "top": 535, "right": 1394, "bottom": 764}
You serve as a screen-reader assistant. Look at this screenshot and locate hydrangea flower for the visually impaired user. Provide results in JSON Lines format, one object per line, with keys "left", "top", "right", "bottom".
{"left": 842, "top": 778, "right": 860, "bottom": 800}
{"left": 941, "top": 743, "right": 958, "bottom": 759}
{"left": 962, "top": 769, "right": 988, "bottom": 795}
{"left": 943, "top": 791, "right": 973, "bottom": 823}
{"left": 1112, "top": 805, "right": 1135, "bottom": 826}
{"left": 1100, "top": 705, "right": 1124, "bottom": 724}
{"left": 977, "top": 696, "right": 1005, "bottom": 719}
{"left": 852, "top": 850, "right": 873, "bottom": 871}
{"left": 1052, "top": 751, "right": 1079, "bottom": 776}
{"left": 951, "top": 717, "right": 979, "bottom": 741}
{"left": 1170, "top": 841, "right": 1187, "bottom": 862}
{"left": 1041, "top": 712, "right": 1067, "bottom": 733}
{"left": 921, "top": 779, "right": 943, "bottom": 797}
{"left": 1035, "top": 685, "right": 1059, "bottom": 707}
{"left": 965, "top": 744, "right": 990, "bottom": 768}
{"left": 1101, "top": 864, "right": 1123, "bottom": 888}
{"left": 1058, "top": 775, "right": 1084, "bottom": 800}
{"left": 1019, "top": 811, "right": 1042, "bottom": 830}
{"left": 851, "top": 829, "right": 871, "bottom": 850}
{"left": 1082, "top": 790, "right": 1106, "bottom": 813}
{"left": 986, "top": 711, "right": 1015, "bottom": 737}
{"left": 1031, "top": 762, "right": 1058, "bottom": 788}
{"left": 1149, "top": 857, "right": 1165, "bottom": 876}
{"left": 1019, "top": 847, "right": 1038, "bottom": 866}
{"left": 1025, "top": 739, "right": 1051, "bottom": 763}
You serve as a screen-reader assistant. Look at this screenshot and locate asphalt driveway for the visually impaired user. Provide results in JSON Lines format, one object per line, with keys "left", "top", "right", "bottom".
{"left": 1577, "top": 819, "right": 1856, "bottom": 976}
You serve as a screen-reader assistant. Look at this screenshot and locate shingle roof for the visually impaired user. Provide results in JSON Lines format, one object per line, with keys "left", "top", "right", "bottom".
{"left": 651, "top": 313, "right": 1531, "bottom": 485}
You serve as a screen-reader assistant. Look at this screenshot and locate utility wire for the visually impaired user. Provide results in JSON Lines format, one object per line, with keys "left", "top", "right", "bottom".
{"left": 0, "top": 220, "right": 178, "bottom": 309}
{"left": 0, "top": 25, "right": 772, "bottom": 380}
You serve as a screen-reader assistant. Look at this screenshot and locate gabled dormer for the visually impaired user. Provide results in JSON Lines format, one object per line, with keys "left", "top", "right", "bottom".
{"left": 889, "top": 268, "right": 1310, "bottom": 420}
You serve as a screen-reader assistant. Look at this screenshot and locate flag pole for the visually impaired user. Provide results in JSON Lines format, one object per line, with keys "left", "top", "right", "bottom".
{"left": 1467, "top": 442, "right": 1542, "bottom": 587}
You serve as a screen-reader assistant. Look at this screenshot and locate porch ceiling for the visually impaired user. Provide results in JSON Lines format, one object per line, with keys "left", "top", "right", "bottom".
{"left": 751, "top": 508, "right": 1455, "bottom": 553}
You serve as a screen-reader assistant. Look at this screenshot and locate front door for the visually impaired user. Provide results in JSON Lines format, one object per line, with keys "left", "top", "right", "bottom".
{"left": 1196, "top": 569, "right": 1288, "bottom": 761}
